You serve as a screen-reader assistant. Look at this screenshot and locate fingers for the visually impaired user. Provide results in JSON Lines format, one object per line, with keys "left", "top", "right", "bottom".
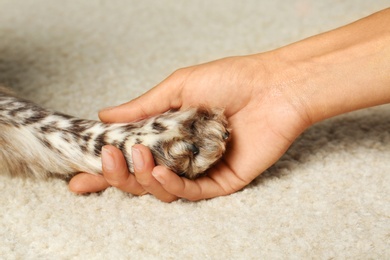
{"left": 69, "top": 144, "right": 244, "bottom": 201}
{"left": 101, "top": 143, "right": 245, "bottom": 201}
{"left": 102, "top": 144, "right": 178, "bottom": 202}
{"left": 99, "top": 76, "right": 183, "bottom": 123}
{"left": 151, "top": 165, "right": 241, "bottom": 201}
{"left": 132, "top": 144, "right": 178, "bottom": 202}
{"left": 101, "top": 145, "right": 146, "bottom": 195}
{"left": 68, "top": 173, "right": 110, "bottom": 194}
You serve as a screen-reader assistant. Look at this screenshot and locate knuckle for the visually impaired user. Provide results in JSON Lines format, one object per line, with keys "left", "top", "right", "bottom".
{"left": 105, "top": 178, "right": 124, "bottom": 188}
{"left": 136, "top": 176, "right": 153, "bottom": 189}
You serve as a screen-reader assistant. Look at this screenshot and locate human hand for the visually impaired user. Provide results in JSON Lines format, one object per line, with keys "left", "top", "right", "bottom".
{"left": 69, "top": 54, "right": 312, "bottom": 201}
{"left": 70, "top": 9, "right": 390, "bottom": 201}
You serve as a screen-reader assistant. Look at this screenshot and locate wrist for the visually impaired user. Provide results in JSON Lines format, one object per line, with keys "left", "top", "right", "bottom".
{"left": 270, "top": 9, "right": 390, "bottom": 124}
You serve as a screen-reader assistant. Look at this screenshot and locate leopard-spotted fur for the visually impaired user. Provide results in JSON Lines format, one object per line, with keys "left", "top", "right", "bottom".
{"left": 0, "top": 87, "right": 230, "bottom": 179}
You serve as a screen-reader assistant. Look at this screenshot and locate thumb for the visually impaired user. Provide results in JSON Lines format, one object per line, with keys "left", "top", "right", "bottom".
{"left": 99, "top": 77, "right": 183, "bottom": 123}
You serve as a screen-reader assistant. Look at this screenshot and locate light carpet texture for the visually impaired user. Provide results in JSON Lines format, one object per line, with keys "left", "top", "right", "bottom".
{"left": 1, "top": 1, "right": 389, "bottom": 259}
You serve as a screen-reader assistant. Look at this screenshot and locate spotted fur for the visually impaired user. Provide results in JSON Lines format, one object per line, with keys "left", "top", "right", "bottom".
{"left": 0, "top": 87, "right": 230, "bottom": 179}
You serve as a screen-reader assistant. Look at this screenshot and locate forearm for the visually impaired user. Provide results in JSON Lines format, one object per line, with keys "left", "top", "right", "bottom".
{"left": 271, "top": 8, "right": 390, "bottom": 124}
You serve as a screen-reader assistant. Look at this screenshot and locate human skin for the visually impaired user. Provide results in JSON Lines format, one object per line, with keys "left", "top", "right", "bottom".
{"left": 69, "top": 8, "right": 390, "bottom": 202}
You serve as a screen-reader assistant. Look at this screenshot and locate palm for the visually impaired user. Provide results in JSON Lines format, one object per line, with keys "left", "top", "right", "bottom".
{"left": 159, "top": 56, "right": 309, "bottom": 198}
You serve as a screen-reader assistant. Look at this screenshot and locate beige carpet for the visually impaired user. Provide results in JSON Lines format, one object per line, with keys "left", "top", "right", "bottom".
{"left": 1, "top": 0, "right": 389, "bottom": 258}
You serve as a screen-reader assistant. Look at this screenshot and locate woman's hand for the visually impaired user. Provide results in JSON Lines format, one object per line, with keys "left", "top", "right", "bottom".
{"left": 69, "top": 54, "right": 311, "bottom": 202}
{"left": 69, "top": 8, "right": 390, "bottom": 201}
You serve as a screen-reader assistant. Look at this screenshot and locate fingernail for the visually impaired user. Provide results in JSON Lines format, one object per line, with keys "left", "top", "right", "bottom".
{"left": 152, "top": 170, "right": 165, "bottom": 185}
{"left": 102, "top": 147, "right": 116, "bottom": 171}
{"left": 132, "top": 147, "right": 144, "bottom": 171}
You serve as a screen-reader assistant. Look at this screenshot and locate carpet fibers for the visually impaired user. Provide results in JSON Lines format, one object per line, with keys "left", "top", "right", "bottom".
{"left": 0, "top": 1, "right": 389, "bottom": 259}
